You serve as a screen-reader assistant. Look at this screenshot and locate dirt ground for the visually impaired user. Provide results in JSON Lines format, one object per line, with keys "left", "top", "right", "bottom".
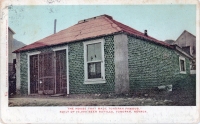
{"left": 9, "top": 96, "right": 172, "bottom": 106}
{"left": 9, "top": 88, "right": 196, "bottom": 106}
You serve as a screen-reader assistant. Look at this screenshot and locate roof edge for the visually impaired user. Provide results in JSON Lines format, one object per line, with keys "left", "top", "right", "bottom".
{"left": 126, "top": 33, "right": 174, "bottom": 49}
{"left": 171, "top": 44, "right": 193, "bottom": 59}
{"left": 14, "top": 31, "right": 175, "bottom": 53}
{"left": 78, "top": 14, "right": 113, "bottom": 24}
{"left": 13, "top": 31, "right": 123, "bottom": 53}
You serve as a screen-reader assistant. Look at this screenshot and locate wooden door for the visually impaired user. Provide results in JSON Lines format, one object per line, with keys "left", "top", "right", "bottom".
{"left": 55, "top": 50, "right": 67, "bottom": 94}
{"left": 30, "top": 55, "right": 39, "bottom": 94}
{"left": 39, "top": 52, "right": 54, "bottom": 94}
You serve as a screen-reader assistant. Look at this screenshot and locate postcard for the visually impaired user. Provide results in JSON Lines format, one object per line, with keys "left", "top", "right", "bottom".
{"left": 0, "top": 0, "right": 199, "bottom": 123}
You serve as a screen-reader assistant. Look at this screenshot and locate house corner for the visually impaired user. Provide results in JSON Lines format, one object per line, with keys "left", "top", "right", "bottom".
{"left": 114, "top": 34, "right": 130, "bottom": 94}
{"left": 16, "top": 53, "right": 21, "bottom": 95}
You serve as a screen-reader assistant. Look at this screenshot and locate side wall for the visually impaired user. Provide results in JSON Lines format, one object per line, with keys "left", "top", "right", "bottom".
{"left": 128, "top": 35, "right": 192, "bottom": 91}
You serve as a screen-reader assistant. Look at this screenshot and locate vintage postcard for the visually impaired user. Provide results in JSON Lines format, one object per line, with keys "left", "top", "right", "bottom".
{"left": 0, "top": 0, "right": 199, "bottom": 123}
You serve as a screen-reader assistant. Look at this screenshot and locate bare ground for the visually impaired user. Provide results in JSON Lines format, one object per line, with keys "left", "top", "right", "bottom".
{"left": 9, "top": 97, "right": 172, "bottom": 106}
{"left": 8, "top": 88, "right": 196, "bottom": 106}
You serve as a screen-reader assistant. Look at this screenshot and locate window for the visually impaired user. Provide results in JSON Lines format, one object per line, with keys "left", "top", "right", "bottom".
{"left": 84, "top": 39, "right": 105, "bottom": 84}
{"left": 179, "top": 56, "right": 186, "bottom": 74}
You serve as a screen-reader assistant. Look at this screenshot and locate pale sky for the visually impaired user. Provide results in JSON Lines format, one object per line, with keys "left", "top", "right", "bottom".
{"left": 9, "top": 5, "right": 196, "bottom": 45}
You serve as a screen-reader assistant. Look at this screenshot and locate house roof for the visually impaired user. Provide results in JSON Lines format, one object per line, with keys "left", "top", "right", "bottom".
{"left": 14, "top": 14, "right": 172, "bottom": 53}
{"left": 176, "top": 30, "right": 196, "bottom": 42}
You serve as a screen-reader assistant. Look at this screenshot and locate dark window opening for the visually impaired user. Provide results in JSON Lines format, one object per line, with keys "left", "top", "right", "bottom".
{"left": 180, "top": 59, "right": 185, "bottom": 72}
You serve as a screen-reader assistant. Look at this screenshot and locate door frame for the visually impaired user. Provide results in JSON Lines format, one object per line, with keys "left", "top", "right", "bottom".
{"left": 52, "top": 46, "right": 69, "bottom": 94}
{"left": 28, "top": 51, "right": 41, "bottom": 95}
{"left": 27, "top": 46, "right": 69, "bottom": 95}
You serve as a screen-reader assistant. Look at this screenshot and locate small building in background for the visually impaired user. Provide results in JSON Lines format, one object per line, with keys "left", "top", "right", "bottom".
{"left": 8, "top": 27, "right": 15, "bottom": 75}
{"left": 8, "top": 27, "right": 26, "bottom": 95}
{"left": 175, "top": 30, "right": 196, "bottom": 57}
{"left": 8, "top": 27, "right": 16, "bottom": 95}
{"left": 164, "top": 39, "right": 175, "bottom": 45}
{"left": 174, "top": 30, "right": 196, "bottom": 73}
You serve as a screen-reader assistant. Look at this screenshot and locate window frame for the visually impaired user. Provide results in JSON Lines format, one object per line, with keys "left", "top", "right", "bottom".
{"left": 83, "top": 39, "right": 106, "bottom": 84}
{"left": 179, "top": 56, "right": 186, "bottom": 74}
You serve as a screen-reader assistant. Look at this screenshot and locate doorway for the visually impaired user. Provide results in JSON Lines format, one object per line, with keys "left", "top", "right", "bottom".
{"left": 55, "top": 50, "right": 67, "bottom": 94}
{"left": 29, "top": 49, "right": 67, "bottom": 95}
{"left": 30, "top": 54, "right": 39, "bottom": 94}
{"left": 38, "top": 52, "right": 54, "bottom": 94}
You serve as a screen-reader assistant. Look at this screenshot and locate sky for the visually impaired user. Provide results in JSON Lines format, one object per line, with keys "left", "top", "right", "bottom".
{"left": 8, "top": 5, "right": 196, "bottom": 45}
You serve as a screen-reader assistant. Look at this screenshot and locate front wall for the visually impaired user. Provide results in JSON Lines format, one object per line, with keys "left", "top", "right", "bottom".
{"left": 128, "top": 35, "right": 192, "bottom": 91}
{"left": 20, "top": 46, "right": 67, "bottom": 95}
{"left": 20, "top": 35, "right": 115, "bottom": 94}
{"left": 68, "top": 36, "right": 115, "bottom": 94}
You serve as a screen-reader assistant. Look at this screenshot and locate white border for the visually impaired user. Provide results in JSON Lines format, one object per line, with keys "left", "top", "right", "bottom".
{"left": 1, "top": 1, "right": 199, "bottom": 124}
